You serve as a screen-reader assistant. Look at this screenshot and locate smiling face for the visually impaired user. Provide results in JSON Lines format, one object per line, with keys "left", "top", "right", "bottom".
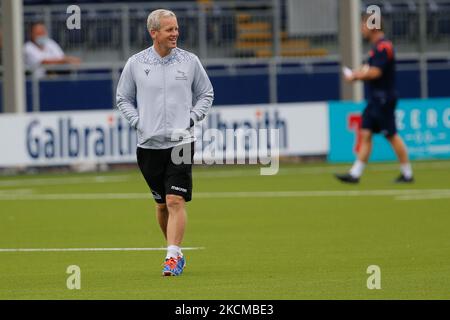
{"left": 150, "top": 16, "right": 179, "bottom": 57}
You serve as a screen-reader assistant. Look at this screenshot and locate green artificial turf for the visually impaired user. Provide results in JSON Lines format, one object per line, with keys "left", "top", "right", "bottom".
{"left": 0, "top": 161, "right": 449, "bottom": 299}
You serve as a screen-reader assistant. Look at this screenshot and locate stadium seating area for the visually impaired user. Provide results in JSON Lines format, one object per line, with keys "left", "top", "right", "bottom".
{"left": 13, "top": 0, "right": 450, "bottom": 63}
{"left": 1, "top": 0, "right": 449, "bottom": 112}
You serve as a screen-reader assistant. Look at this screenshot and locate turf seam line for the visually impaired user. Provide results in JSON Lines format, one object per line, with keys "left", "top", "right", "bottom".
{"left": 0, "top": 189, "right": 450, "bottom": 201}
{"left": 0, "top": 247, "right": 205, "bottom": 253}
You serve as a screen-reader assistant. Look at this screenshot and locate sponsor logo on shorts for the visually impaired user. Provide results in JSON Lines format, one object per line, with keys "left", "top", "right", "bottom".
{"left": 151, "top": 190, "right": 162, "bottom": 200}
{"left": 171, "top": 186, "right": 187, "bottom": 193}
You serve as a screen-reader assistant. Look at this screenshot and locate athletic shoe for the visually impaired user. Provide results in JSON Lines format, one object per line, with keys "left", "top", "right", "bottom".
{"left": 162, "top": 255, "right": 186, "bottom": 276}
{"left": 177, "top": 255, "right": 186, "bottom": 272}
{"left": 334, "top": 173, "right": 360, "bottom": 184}
{"left": 394, "top": 174, "right": 414, "bottom": 183}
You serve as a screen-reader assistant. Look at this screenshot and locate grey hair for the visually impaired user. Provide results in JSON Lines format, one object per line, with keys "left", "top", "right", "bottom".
{"left": 147, "top": 9, "right": 176, "bottom": 32}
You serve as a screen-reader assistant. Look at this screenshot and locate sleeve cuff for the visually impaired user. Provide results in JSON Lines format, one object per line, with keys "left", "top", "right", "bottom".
{"left": 131, "top": 118, "right": 139, "bottom": 129}
{"left": 190, "top": 112, "right": 198, "bottom": 126}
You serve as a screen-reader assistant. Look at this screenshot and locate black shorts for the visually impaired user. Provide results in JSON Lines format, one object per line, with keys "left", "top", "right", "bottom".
{"left": 136, "top": 142, "right": 194, "bottom": 204}
{"left": 362, "top": 97, "right": 398, "bottom": 137}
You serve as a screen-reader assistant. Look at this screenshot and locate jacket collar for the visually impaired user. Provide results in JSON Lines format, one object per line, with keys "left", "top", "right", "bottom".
{"left": 150, "top": 46, "right": 177, "bottom": 61}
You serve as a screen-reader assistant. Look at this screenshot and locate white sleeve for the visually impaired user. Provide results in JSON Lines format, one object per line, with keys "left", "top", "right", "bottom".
{"left": 47, "top": 39, "right": 65, "bottom": 58}
{"left": 116, "top": 58, "right": 139, "bottom": 129}
{"left": 24, "top": 42, "right": 45, "bottom": 69}
{"left": 190, "top": 56, "right": 214, "bottom": 124}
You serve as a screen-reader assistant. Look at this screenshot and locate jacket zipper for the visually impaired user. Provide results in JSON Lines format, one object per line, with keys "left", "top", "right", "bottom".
{"left": 163, "top": 61, "right": 167, "bottom": 141}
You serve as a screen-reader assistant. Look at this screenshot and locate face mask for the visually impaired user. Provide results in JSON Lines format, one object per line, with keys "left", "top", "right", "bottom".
{"left": 35, "top": 36, "right": 48, "bottom": 47}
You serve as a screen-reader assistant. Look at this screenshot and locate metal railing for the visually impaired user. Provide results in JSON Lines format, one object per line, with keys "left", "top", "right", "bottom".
{"left": 23, "top": 1, "right": 281, "bottom": 61}
{"left": 361, "top": 0, "right": 450, "bottom": 53}
{"left": 0, "top": 0, "right": 448, "bottom": 111}
{"left": 20, "top": 0, "right": 450, "bottom": 62}
{"left": 1, "top": 51, "right": 447, "bottom": 112}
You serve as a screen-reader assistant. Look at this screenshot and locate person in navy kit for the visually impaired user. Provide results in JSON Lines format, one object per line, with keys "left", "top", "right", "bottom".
{"left": 335, "top": 14, "right": 414, "bottom": 184}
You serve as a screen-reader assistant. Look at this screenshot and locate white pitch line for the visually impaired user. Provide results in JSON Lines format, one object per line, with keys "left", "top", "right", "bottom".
{"left": 395, "top": 193, "right": 450, "bottom": 201}
{"left": 0, "top": 193, "right": 150, "bottom": 201}
{"left": 0, "top": 189, "right": 33, "bottom": 195}
{"left": 193, "top": 161, "right": 450, "bottom": 178}
{"left": 0, "top": 247, "right": 205, "bottom": 253}
{"left": 1, "top": 161, "right": 449, "bottom": 185}
{"left": 194, "top": 189, "right": 450, "bottom": 198}
{"left": 0, "top": 176, "right": 131, "bottom": 188}
{"left": 0, "top": 189, "right": 450, "bottom": 201}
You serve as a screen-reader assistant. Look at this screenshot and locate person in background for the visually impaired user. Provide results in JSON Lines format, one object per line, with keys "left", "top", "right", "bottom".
{"left": 335, "top": 14, "right": 414, "bottom": 184}
{"left": 24, "top": 22, "right": 81, "bottom": 78}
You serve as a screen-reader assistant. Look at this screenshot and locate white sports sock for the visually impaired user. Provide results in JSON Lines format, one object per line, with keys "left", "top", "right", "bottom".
{"left": 349, "top": 159, "right": 365, "bottom": 178}
{"left": 400, "top": 163, "right": 413, "bottom": 179}
{"left": 166, "top": 245, "right": 182, "bottom": 259}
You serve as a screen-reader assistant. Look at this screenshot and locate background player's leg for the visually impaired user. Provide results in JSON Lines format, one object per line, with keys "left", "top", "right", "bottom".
{"left": 335, "top": 129, "right": 373, "bottom": 183}
{"left": 357, "top": 129, "right": 373, "bottom": 162}
{"left": 387, "top": 134, "right": 414, "bottom": 180}
{"left": 349, "top": 129, "right": 373, "bottom": 177}
{"left": 165, "top": 194, "right": 187, "bottom": 255}
{"left": 156, "top": 203, "right": 169, "bottom": 240}
{"left": 387, "top": 133, "right": 408, "bottom": 163}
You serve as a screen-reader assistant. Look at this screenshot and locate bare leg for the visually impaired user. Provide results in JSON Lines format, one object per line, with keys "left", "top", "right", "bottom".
{"left": 357, "top": 129, "right": 373, "bottom": 163}
{"left": 156, "top": 203, "right": 169, "bottom": 241}
{"left": 347, "top": 129, "right": 373, "bottom": 178}
{"left": 165, "top": 194, "right": 187, "bottom": 247}
{"left": 386, "top": 133, "right": 413, "bottom": 180}
{"left": 386, "top": 133, "right": 409, "bottom": 164}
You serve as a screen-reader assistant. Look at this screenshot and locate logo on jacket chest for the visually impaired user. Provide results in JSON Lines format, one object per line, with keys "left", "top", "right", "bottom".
{"left": 175, "top": 70, "right": 188, "bottom": 80}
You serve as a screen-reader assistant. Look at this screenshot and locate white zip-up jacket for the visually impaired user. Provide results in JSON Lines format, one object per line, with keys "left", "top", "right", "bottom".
{"left": 116, "top": 46, "right": 214, "bottom": 149}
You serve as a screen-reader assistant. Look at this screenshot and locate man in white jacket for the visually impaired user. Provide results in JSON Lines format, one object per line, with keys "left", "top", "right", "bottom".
{"left": 24, "top": 22, "right": 80, "bottom": 78}
{"left": 116, "top": 9, "right": 214, "bottom": 276}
